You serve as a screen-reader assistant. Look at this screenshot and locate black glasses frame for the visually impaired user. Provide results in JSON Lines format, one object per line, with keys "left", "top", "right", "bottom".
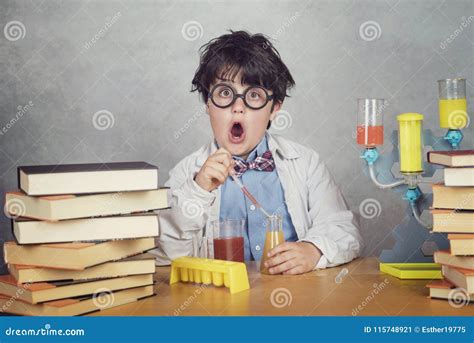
{"left": 209, "top": 83, "right": 274, "bottom": 110}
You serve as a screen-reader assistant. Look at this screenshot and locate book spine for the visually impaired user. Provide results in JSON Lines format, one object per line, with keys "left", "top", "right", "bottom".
{"left": 3, "top": 243, "right": 9, "bottom": 264}
{"left": 10, "top": 218, "right": 19, "bottom": 245}
{"left": 427, "top": 151, "right": 433, "bottom": 164}
{"left": 16, "top": 167, "right": 21, "bottom": 191}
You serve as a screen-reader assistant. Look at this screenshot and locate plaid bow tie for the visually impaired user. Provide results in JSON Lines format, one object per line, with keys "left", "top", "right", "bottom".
{"left": 233, "top": 150, "right": 275, "bottom": 177}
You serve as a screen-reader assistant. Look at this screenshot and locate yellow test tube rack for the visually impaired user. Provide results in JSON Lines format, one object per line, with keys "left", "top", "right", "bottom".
{"left": 169, "top": 257, "right": 250, "bottom": 294}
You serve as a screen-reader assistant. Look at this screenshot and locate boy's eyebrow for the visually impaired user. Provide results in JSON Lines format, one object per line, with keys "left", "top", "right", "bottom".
{"left": 215, "top": 75, "right": 268, "bottom": 89}
{"left": 211, "top": 79, "right": 273, "bottom": 93}
{"left": 214, "top": 76, "right": 250, "bottom": 86}
{"left": 216, "top": 76, "right": 234, "bottom": 83}
{"left": 211, "top": 78, "right": 237, "bottom": 88}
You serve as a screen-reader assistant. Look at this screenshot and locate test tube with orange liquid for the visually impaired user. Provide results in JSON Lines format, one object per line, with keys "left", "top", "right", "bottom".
{"left": 260, "top": 215, "right": 284, "bottom": 274}
{"left": 356, "top": 98, "right": 386, "bottom": 147}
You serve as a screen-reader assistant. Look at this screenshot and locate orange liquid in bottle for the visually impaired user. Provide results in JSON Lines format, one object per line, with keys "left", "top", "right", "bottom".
{"left": 356, "top": 125, "right": 384, "bottom": 147}
{"left": 260, "top": 230, "right": 285, "bottom": 274}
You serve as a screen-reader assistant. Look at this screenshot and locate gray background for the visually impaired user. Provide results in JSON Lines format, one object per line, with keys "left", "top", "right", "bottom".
{"left": 0, "top": 0, "right": 473, "bottom": 272}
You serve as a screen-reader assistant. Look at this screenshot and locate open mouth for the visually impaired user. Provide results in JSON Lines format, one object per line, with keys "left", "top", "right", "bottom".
{"left": 229, "top": 122, "right": 245, "bottom": 144}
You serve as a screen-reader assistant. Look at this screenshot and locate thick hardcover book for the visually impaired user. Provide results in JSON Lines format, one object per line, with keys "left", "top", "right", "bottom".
{"left": 0, "top": 274, "right": 154, "bottom": 304}
{"left": 0, "top": 285, "right": 155, "bottom": 316}
{"left": 18, "top": 161, "right": 159, "bottom": 196}
{"left": 5, "top": 188, "right": 169, "bottom": 221}
{"left": 12, "top": 214, "right": 160, "bottom": 244}
{"left": 427, "top": 150, "right": 474, "bottom": 167}
{"left": 3, "top": 237, "right": 156, "bottom": 270}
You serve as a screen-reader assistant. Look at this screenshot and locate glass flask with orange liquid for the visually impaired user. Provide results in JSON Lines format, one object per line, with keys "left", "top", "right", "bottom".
{"left": 356, "top": 98, "right": 385, "bottom": 147}
{"left": 260, "top": 215, "right": 284, "bottom": 274}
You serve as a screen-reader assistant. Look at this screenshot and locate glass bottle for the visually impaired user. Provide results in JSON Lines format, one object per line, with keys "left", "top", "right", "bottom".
{"left": 260, "top": 215, "right": 284, "bottom": 274}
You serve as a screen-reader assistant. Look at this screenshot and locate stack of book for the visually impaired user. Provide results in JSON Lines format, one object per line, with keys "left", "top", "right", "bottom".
{"left": 1, "top": 162, "right": 168, "bottom": 316}
{"left": 425, "top": 150, "right": 473, "bottom": 304}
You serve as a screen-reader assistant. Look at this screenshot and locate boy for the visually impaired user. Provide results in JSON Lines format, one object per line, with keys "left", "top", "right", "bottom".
{"left": 153, "top": 31, "right": 363, "bottom": 274}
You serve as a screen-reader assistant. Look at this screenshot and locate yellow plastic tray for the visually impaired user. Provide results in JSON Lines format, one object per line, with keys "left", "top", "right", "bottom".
{"left": 170, "top": 257, "right": 250, "bottom": 294}
{"left": 379, "top": 262, "right": 442, "bottom": 279}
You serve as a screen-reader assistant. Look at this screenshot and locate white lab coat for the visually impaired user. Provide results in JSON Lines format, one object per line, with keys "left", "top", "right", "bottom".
{"left": 151, "top": 133, "right": 363, "bottom": 269}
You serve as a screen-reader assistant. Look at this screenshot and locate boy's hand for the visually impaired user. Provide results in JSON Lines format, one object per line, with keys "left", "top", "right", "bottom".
{"left": 264, "top": 242, "right": 322, "bottom": 275}
{"left": 194, "top": 148, "right": 235, "bottom": 192}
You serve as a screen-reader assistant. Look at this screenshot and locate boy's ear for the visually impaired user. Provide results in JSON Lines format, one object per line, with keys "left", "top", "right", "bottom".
{"left": 269, "top": 101, "right": 282, "bottom": 121}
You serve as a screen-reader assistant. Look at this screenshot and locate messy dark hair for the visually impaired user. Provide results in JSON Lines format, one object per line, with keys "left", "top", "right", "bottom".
{"left": 191, "top": 30, "right": 295, "bottom": 124}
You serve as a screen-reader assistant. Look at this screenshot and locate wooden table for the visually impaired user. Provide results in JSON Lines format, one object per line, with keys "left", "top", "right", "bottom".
{"left": 90, "top": 257, "right": 473, "bottom": 316}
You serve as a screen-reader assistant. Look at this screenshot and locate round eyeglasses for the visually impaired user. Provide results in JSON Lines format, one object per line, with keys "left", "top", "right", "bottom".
{"left": 209, "top": 83, "right": 274, "bottom": 110}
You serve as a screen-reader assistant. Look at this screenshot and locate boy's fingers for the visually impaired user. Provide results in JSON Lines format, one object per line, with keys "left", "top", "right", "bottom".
{"left": 206, "top": 166, "right": 226, "bottom": 183}
{"left": 268, "top": 259, "right": 300, "bottom": 275}
{"left": 214, "top": 148, "right": 232, "bottom": 162}
{"left": 207, "top": 161, "right": 228, "bottom": 176}
{"left": 216, "top": 147, "right": 231, "bottom": 157}
{"left": 211, "top": 152, "right": 232, "bottom": 168}
{"left": 264, "top": 251, "right": 296, "bottom": 268}
{"left": 267, "top": 242, "right": 295, "bottom": 257}
{"left": 282, "top": 265, "right": 305, "bottom": 275}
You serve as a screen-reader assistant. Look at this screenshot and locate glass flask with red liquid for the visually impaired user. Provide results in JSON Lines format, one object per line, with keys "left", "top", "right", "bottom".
{"left": 211, "top": 219, "right": 245, "bottom": 262}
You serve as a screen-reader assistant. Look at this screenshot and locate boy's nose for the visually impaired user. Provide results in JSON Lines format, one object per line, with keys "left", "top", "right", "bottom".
{"left": 231, "top": 97, "right": 245, "bottom": 114}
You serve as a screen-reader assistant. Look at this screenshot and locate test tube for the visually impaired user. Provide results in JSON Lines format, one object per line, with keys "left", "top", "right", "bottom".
{"left": 397, "top": 113, "right": 424, "bottom": 175}
{"left": 192, "top": 234, "right": 213, "bottom": 284}
{"left": 438, "top": 78, "right": 468, "bottom": 129}
{"left": 356, "top": 98, "right": 385, "bottom": 147}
